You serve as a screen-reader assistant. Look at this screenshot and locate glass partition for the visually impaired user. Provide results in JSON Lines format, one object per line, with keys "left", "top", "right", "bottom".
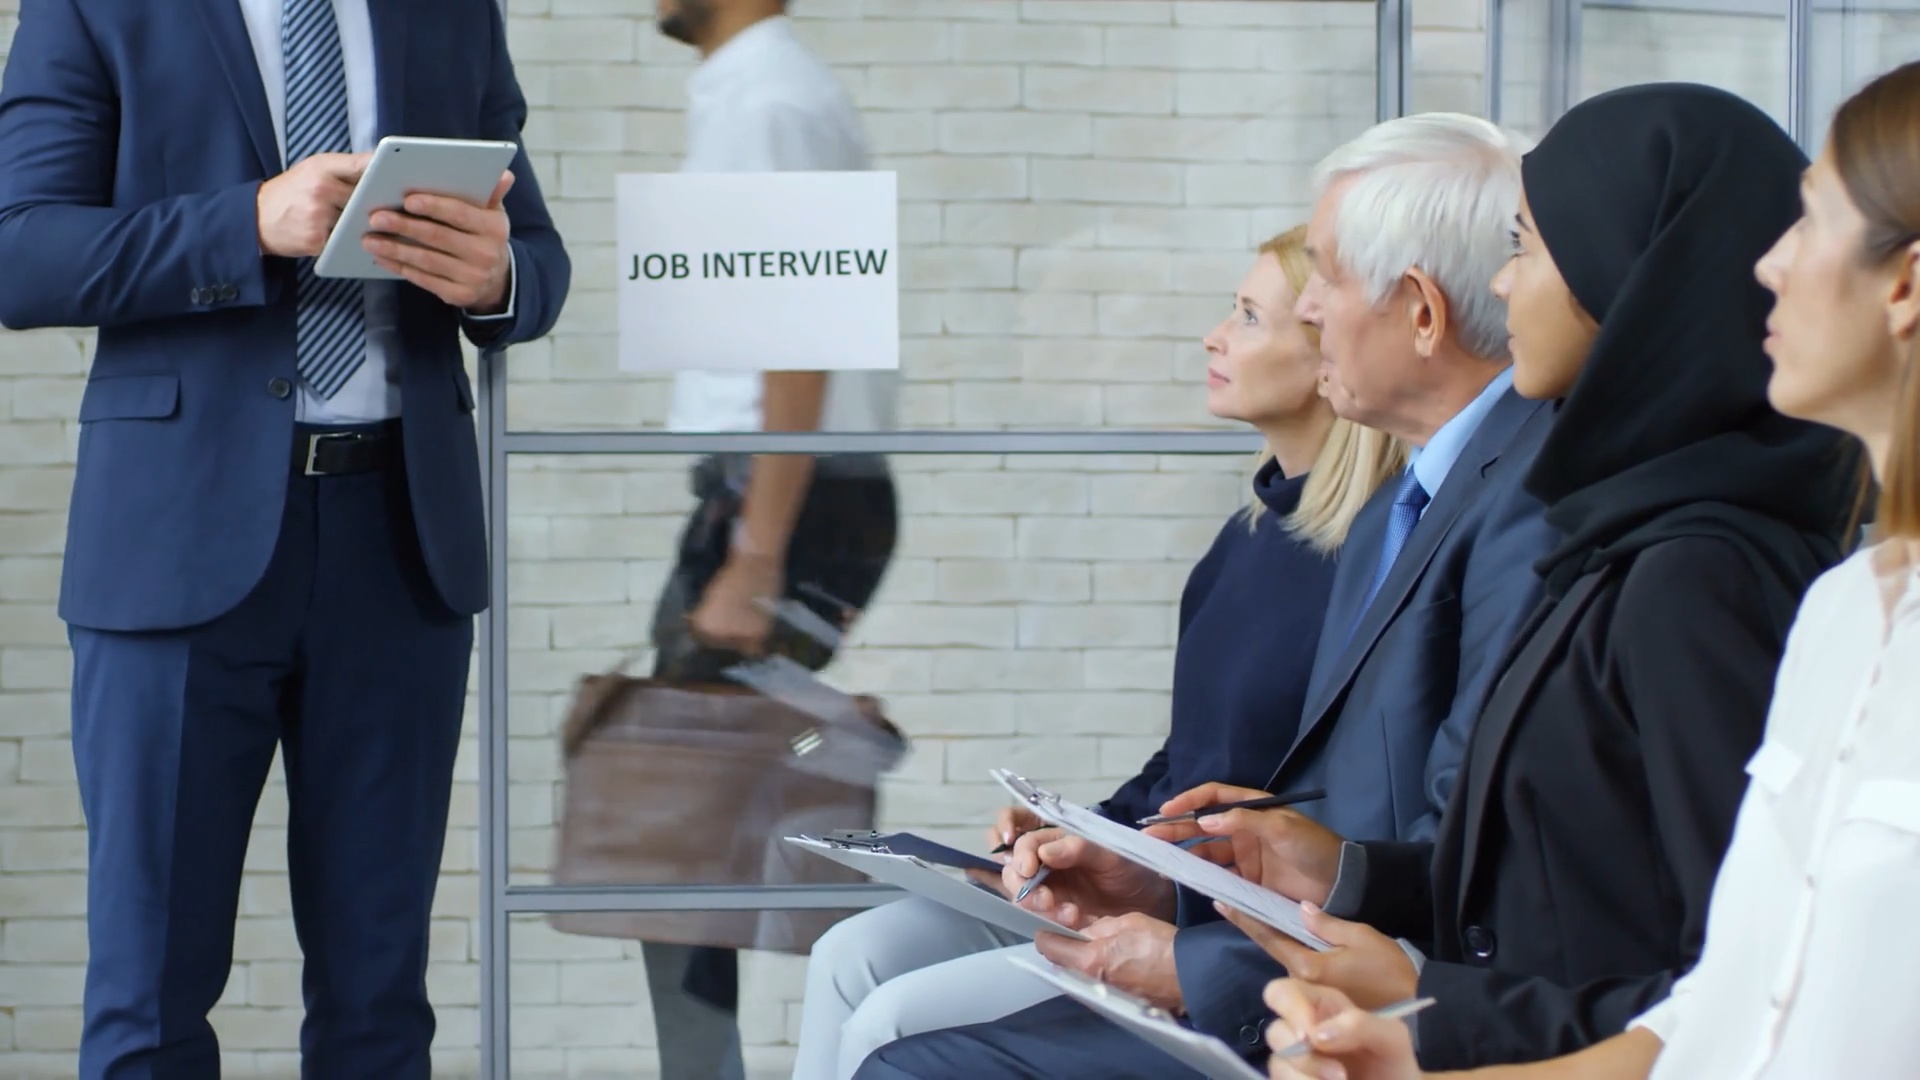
{"left": 1492, "top": 0, "right": 1801, "bottom": 140}
{"left": 489, "top": 2, "right": 1396, "bottom": 1075}
{"left": 504, "top": 451, "right": 1248, "bottom": 888}
{"left": 1582, "top": 1, "right": 1790, "bottom": 123}
{"left": 505, "top": 0, "right": 1385, "bottom": 433}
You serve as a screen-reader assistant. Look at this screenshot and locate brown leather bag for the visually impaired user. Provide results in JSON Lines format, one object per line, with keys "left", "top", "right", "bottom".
{"left": 547, "top": 663, "right": 907, "bottom": 954}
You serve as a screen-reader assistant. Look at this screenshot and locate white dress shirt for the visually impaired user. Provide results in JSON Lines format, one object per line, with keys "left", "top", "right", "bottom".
{"left": 236, "top": 0, "right": 514, "bottom": 423}
{"left": 236, "top": 0, "right": 396, "bottom": 422}
{"left": 1407, "top": 366, "right": 1513, "bottom": 519}
{"left": 667, "top": 15, "right": 899, "bottom": 434}
{"left": 1632, "top": 540, "right": 1920, "bottom": 1078}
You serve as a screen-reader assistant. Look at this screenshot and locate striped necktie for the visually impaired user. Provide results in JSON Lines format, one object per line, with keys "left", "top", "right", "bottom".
{"left": 1345, "top": 470, "right": 1430, "bottom": 646}
{"left": 283, "top": 0, "right": 365, "bottom": 399}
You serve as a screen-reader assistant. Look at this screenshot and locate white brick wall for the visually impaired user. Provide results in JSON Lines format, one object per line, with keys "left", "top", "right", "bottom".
{"left": 2, "top": 0, "right": 1908, "bottom": 1075}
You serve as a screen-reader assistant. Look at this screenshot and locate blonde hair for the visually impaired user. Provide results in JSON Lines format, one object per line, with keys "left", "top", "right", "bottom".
{"left": 1245, "top": 226, "right": 1409, "bottom": 552}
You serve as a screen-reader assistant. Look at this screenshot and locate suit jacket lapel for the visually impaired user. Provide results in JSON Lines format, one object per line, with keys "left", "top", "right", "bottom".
{"left": 1296, "top": 492, "right": 1390, "bottom": 722}
{"left": 196, "top": 0, "right": 280, "bottom": 175}
{"left": 1452, "top": 569, "right": 1609, "bottom": 913}
{"left": 368, "top": 0, "right": 409, "bottom": 139}
{"left": 1269, "top": 390, "right": 1539, "bottom": 786}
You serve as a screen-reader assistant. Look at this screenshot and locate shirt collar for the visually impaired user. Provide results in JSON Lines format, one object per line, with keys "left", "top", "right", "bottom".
{"left": 687, "top": 14, "right": 794, "bottom": 99}
{"left": 1408, "top": 365, "right": 1515, "bottom": 499}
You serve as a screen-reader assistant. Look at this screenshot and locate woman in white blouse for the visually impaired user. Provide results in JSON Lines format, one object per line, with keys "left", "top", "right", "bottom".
{"left": 1242, "top": 58, "right": 1920, "bottom": 1080}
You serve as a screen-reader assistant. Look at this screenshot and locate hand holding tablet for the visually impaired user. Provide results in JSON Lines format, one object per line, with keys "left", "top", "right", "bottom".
{"left": 290, "top": 136, "right": 520, "bottom": 312}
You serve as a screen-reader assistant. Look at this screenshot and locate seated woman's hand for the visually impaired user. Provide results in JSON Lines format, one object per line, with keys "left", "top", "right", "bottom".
{"left": 1152, "top": 783, "right": 1346, "bottom": 905}
{"left": 1217, "top": 902, "right": 1418, "bottom": 1013}
{"left": 1263, "top": 979, "right": 1423, "bottom": 1080}
{"left": 1002, "top": 830, "right": 1172, "bottom": 928}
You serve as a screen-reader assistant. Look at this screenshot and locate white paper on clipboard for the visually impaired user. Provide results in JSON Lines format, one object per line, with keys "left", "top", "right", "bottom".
{"left": 1008, "top": 956, "right": 1265, "bottom": 1080}
{"left": 786, "top": 836, "right": 1088, "bottom": 942}
{"left": 990, "top": 770, "right": 1330, "bottom": 951}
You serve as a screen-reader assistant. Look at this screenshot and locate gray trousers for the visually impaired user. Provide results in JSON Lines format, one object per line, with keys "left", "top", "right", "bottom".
{"left": 642, "top": 455, "right": 899, "bottom": 1078}
{"left": 644, "top": 942, "right": 747, "bottom": 1080}
{"left": 790, "top": 898, "right": 1064, "bottom": 1079}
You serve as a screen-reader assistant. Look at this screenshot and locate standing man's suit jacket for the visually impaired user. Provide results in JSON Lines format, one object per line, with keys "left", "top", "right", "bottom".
{"left": 1174, "top": 387, "right": 1560, "bottom": 1054}
{"left": 0, "top": 0, "right": 570, "bottom": 632}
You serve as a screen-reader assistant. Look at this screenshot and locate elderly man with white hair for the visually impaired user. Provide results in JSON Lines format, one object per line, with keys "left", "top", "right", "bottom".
{"left": 849, "top": 112, "right": 1561, "bottom": 1080}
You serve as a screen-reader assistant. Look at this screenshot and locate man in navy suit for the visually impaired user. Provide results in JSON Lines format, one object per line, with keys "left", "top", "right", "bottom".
{"left": 855, "top": 113, "right": 1556, "bottom": 1080}
{"left": 0, "top": 0, "right": 569, "bottom": 1075}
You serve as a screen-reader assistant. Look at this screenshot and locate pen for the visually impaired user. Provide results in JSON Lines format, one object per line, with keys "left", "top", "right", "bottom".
{"left": 1271, "top": 996, "right": 1436, "bottom": 1060}
{"left": 1134, "top": 788, "right": 1328, "bottom": 827}
{"left": 1012, "top": 835, "right": 1226, "bottom": 903}
{"left": 991, "top": 824, "right": 1057, "bottom": 855}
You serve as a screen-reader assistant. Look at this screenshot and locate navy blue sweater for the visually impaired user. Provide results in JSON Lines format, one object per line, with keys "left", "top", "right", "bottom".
{"left": 1097, "top": 460, "right": 1339, "bottom": 825}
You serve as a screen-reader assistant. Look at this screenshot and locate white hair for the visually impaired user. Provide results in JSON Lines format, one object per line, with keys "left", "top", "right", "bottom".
{"left": 1311, "top": 113, "right": 1534, "bottom": 361}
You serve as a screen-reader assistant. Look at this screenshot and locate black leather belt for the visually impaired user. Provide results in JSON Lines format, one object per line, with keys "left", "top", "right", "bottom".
{"left": 293, "top": 424, "right": 398, "bottom": 476}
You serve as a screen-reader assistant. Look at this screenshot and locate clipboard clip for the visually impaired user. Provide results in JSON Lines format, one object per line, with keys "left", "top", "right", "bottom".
{"left": 820, "top": 829, "right": 894, "bottom": 854}
{"left": 993, "top": 770, "right": 1063, "bottom": 812}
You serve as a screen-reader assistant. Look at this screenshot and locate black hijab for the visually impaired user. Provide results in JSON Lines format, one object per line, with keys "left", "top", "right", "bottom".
{"left": 1521, "top": 83, "right": 1860, "bottom": 614}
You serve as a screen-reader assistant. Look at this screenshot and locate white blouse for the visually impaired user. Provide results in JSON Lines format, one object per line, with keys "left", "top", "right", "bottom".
{"left": 1634, "top": 542, "right": 1920, "bottom": 1078}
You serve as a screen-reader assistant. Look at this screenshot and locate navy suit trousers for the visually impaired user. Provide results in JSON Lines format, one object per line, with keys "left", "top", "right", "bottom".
{"left": 853, "top": 996, "right": 1210, "bottom": 1080}
{"left": 69, "top": 427, "right": 472, "bottom": 1080}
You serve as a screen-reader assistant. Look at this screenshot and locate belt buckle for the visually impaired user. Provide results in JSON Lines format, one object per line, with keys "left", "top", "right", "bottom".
{"left": 303, "top": 431, "right": 360, "bottom": 476}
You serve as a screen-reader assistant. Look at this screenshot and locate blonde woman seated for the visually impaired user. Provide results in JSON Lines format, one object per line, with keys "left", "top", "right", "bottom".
{"left": 789, "top": 227, "right": 1402, "bottom": 1079}
{"left": 1239, "top": 60, "right": 1920, "bottom": 1080}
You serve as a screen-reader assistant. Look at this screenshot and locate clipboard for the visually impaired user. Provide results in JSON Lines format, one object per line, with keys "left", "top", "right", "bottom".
{"left": 992, "top": 770, "right": 1331, "bottom": 951}
{"left": 817, "top": 830, "right": 1003, "bottom": 875}
{"left": 1007, "top": 956, "right": 1265, "bottom": 1080}
{"left": 787, "top": 836, "right": 1089, "bottom": 942}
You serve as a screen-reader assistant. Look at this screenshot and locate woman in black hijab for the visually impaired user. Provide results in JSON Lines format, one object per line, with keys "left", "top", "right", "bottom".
{"left": 1187, "top": 83, "right": 1861, "bottom": 1070}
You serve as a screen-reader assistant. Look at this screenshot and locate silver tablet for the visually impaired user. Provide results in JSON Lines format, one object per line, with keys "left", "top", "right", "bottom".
{"left": 314, "top": 135, "right": 519, "bottom": 280}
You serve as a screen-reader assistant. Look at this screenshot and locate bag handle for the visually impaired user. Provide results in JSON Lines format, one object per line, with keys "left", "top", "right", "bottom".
{"left": 559, "top": 649, "right": 652, "bottom": 757}
{"left": 559, "top": 649, "right": 773, "bottom": 756}
{"left": 559, "top": 648, "right": 905, "bottom": 759}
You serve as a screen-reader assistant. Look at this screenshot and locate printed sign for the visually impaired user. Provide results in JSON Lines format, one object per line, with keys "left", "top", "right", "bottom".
{"left": 616, "top": 170, "right": 900, "bottom": 372}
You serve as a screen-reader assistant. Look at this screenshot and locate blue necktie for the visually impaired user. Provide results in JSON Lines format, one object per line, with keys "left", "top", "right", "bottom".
{"left": 1348, "top": 470, "right": 1430, "bottom": 643}
{"left": 283, "top": 0, "right": 365, "bottom": 399}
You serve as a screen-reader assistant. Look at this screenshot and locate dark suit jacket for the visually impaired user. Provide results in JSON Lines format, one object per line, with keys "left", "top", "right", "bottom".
{"left": 0, "top": 0, "right": 570, "bottom": 631}
{"left": 1177, "top": 387, "right": 1559, "bottom": 1049}
{"left": 1348, "top": 535, "right": 1819, "bottom": 1069}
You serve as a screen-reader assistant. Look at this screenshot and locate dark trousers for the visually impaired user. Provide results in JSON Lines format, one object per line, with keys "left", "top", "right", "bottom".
{"left": 70, "top": 424, "right": 473, "bottom": 1080}
{"left": 853, "top": 996, "right": 1208, "bottom": 1080}
{"left": 645, "top": 454, "right": 897, "bottom": 1077}
{"left": 650, "top": 453, "right": 898, "bottom": 686}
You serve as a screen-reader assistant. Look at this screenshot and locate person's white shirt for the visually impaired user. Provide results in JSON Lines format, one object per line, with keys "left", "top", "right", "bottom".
{"left": 1631, "top": 540, "right": 1920, "bottom": 1078}
{"left": 666, "top": 14, "right": 899, "bottom": 434}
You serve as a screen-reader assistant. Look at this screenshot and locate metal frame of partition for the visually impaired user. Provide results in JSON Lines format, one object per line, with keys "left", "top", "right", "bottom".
{"left": 473, "top": 3, "right": 1409, "bottom": 1072}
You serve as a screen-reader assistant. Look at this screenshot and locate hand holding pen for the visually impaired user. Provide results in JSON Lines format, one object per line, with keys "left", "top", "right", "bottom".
{"left": 1000, "top": 827, "right": 1191, "bottom": 928}
{"left": 1144, "top": 782, "right": 1349, "bottom": 906}
{"left": 1262, "top": 979, "right": 1429, "bottom": 1080}
{"left": 1010, "top": 833, "right": 1229, "bottom": 905}
{"left": 985, "top": 804, "right": 1052, "bottom": 857}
